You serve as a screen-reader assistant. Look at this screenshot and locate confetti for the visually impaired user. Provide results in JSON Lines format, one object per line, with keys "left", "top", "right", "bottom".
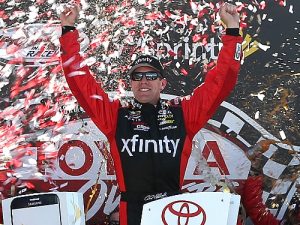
{"left": 0, "top": 1, "right": 299, "bottom": 224}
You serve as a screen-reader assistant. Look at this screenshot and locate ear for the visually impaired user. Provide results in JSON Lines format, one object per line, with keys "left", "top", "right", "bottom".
{"left": 160, "top": 79, "right": 167, "bottom": 91}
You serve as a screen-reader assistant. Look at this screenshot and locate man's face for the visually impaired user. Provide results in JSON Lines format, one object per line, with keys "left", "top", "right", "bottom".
{"left": 130, "top": 66, "right": 167, "bottom": 105}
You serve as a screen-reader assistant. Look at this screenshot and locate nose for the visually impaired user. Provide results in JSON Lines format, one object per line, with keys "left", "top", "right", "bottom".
{"left": 140, "top": 75, "right": 148, "bottom": 83}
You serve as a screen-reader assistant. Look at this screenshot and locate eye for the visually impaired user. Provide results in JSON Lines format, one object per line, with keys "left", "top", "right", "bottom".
{"left": 131, "top": 72, "right": 143, "bottom": 81}
{"left": 145, "top": 72, "right": 159, "bottom": 80}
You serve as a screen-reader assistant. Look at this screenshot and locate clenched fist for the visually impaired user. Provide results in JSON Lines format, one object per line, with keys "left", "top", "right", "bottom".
{"left": 60, "top": 3, "right": 80, "bottom": 27}
{"left": 219, "top": 3, "right": 240, "bottom": 28}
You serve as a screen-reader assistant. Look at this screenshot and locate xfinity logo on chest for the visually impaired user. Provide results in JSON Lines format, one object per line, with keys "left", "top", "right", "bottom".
{"left": 121, "top": 135, "right": 180, "bottom": 157}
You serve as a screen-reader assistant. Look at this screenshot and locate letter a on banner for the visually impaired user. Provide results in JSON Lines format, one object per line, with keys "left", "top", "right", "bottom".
{"left": 202, "top": 141, "right": 230, "bottom": 175}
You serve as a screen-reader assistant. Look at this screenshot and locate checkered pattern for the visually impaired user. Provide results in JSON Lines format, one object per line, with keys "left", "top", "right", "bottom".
{"left": 209, "top": 102, "right": 300, "bottom": 220}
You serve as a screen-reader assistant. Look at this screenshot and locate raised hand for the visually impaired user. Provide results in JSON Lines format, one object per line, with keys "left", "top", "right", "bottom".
{"left": 60, "top": 3, "right": 80, "bottom": 27}
{"left": 219, "top": 3, "right": 240, "bottom": 28}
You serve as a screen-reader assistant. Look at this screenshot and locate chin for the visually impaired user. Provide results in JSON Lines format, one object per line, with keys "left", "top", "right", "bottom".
{"left": 137, "top": 98, "right": 150, "bottom": 104}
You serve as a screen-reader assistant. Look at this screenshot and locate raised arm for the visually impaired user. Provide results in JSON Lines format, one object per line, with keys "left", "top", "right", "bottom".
{"left": 242, "top": 176, "right": 280, "bottom": 225}
{"left": 241, "top": 140, "right": 280, "bottom": 225}
{"left": 182, "top": 3, "right": 243, "bottom": 137}
{"left": 59, "top": 4, "right": 119, "bottom": 138}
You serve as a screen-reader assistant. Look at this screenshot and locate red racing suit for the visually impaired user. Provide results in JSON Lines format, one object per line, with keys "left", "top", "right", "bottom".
{"left": 60, "top": 30, "right": 243, "bottom": 225}
{"left": 241, "top": 176, "right": 280, "bottom": 225}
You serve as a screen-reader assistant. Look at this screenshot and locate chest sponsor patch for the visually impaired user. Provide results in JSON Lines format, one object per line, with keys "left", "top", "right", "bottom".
{"left": 125, "top": 110, "right": 142, "bottom": 121}
{"left": 133, "top": 124, "right": 150, "bottom": 131}
{"left": 158, "top": 109, "right": 175, "bottom": 126}
{"left": 121, "top": 135, "right": 180, "bottom": 157}
{"left": 159, "top": 125, "right": 178, "bottom": 131}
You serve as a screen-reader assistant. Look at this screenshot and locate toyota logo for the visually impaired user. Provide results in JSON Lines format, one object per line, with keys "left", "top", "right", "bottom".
{"left": 161, "top": 200, "right": 206, "bottom": 225}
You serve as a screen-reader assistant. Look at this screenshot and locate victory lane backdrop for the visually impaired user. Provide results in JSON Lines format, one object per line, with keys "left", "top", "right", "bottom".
{"left": 0, "top": 0, "right": 299, "bottom": 224}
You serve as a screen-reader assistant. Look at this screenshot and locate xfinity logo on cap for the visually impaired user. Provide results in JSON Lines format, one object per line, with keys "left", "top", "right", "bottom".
{"left": 121, "top": 135, "right": 180, "bottom": 157}
{"left": 134, "top": 57, "right": 153, "bottom": 65}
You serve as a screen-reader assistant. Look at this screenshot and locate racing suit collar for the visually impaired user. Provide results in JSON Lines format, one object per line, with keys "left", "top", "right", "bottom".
{"left": 133, "top": 98, "right": 162, "bottom": 109}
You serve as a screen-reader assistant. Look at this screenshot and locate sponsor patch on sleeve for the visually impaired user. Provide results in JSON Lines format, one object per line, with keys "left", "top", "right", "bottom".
{"left": 234, "top": 43, "right": 242, "bottom": 61}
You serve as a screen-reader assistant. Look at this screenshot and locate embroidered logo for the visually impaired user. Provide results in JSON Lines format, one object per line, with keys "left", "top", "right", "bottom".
{"left": 234, "top": 43, "right": 242, "bottom": 61}
{"left": 133, "top": 124, "right": 150, "bottom": 132}
{"left": 121, "top": 135, "right": 180, "bottom": 157}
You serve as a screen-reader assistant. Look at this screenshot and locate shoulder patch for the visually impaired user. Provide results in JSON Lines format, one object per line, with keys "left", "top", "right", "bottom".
{"left": 234, "top": 43, "right": 242, "bottom": 61}
{"left": 169, "top": 97, "right": 182, "bottom": 106}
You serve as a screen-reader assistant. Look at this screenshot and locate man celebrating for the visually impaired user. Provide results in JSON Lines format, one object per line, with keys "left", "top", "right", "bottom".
{"left": 59, "top": 3, "right": 242, "bottom": 225}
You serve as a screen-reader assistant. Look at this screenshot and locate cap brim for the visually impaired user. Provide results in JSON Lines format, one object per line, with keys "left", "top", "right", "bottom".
{"left": 128, "top": 63, "right": 160, "bottom": 76}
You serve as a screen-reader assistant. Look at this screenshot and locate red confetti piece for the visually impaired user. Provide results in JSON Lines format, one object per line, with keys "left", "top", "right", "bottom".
{"left": 279, "top": 0, "right": 286, "bottom": 6}
{"left": 0, "top": 10, "right": 8, "bottom": 19}
{"left": 211, "top": 24, "right": 216, "bottom": 33}
{"left": 36, "top": 0, "right": 45, "bottom": 4}
{"left": 123, "top": 19, "right": 136, "bottom": 27}
{"left": 50, "top": 64, "right": 63, "bottom": 74}
{"left": 192, "top": 34, "right": 202, "bottom": 43}
{"left": 259, "top": 1, "right": 266, "bottom": 10}
{"left": 164, "top": 10, "right": 172, "bottom": 18}
{"left": 6, "top": 159, "right": 23, "bottom": 169}
{"left": 198, "top": 9, "right": 209, "bottom": 18}
{"left": 236, "top": 5, "right": 245, "bottom": 12}
{"left": 145, "top": 0, "right": 155, "bottom": 7}
{"left": 25, "top": 149, "right": 34, "bottom": 156}
{"left": 7, "top": 57, "right": 25, "bottom": 65}
{"left": 129, "top": 30, "right": 136, "bottom": 36}
{"left": 192, "top": 33, "right": 209, "bottom": 43}
{"left": 168, "top": 50, "right": 177, "bottom": 57}
{"left": 188, "top": 23, "right": 195, "bottom": 30}
{"left": 10, "top": 73, "right": 48, "bottom": 99}
{"left": 240, "top": 22, "right": 248, "bottom": 29}
{"left": 24, "top": 182, "right": 36, "bottom": 190}
{"left": 6, "top": 44, "right": 20, "bottom": 54}
{"left": 207, "top": 61, "right": 216, "bottom": 69}
{"left": 201, "top": 37, "right": 208, "bottom": 46}
{"left": 104, "top": 5, "right": 117, "bottom": 14}
{"left": 181, "top": 68, "right": 188, "bottom": 76}
{"left": 145, "top": 12, "right": 162, "bottom": 21}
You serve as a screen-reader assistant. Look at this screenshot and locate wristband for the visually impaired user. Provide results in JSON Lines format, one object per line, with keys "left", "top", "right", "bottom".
{"left": 226, "top": 28, "right": 240, "bottom": 36}
{"left": 62, "top": 26, "right": 75, "bottom": 35}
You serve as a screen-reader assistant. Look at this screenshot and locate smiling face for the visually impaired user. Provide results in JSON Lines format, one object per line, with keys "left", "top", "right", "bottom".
{"left": 130, "top": 66, "right": 167, "bottom": 105}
